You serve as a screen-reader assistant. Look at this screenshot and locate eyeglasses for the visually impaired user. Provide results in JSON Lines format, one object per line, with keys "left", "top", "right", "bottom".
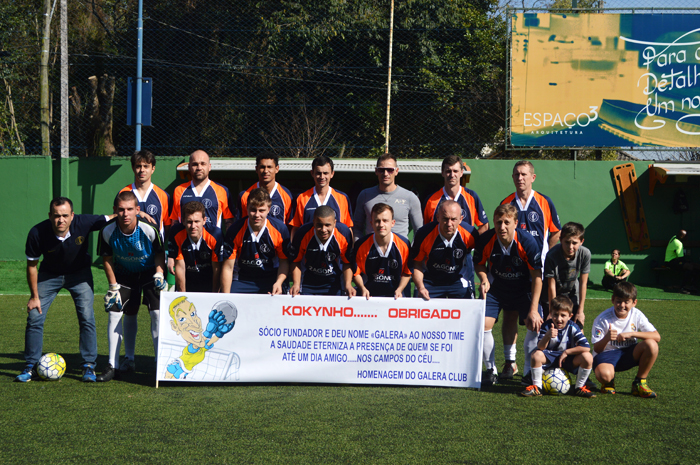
{"left": 376, "top": 167, "right": 396, "bottom": 174}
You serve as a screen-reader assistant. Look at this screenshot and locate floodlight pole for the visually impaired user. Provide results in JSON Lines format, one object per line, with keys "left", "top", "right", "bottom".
{"left": 384, "top": 0, "right": 394, "bottom": 154}
{"left": 60, "top": 0, "right": 69, "bottom": 196}
{"left": 135, "top": 0, "right": 144, "bottom": 151}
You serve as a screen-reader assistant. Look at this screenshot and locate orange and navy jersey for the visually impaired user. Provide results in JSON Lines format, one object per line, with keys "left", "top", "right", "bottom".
{"left": 350, "top": 232, "right": 411, "bottom": 297}
{"left": 288, "top": 222, "right": 353, "bottom": 288}
{"left": 290, "top": 187, "right": 354, "bottom": 228}
{"left": 170, "top": 180, "right": 234, "bottom": 229}
{"left": 410, "top": 221, "right": 477, "bottom": 285}
{"left": 500, "top": 191, "right": 561, "bottom": 265}
{"left": 119, "top": 183, "right": 171, "bottom": 239}
{"left": 238, "top": 182, "right": 294, "bottom": 223}
{"left": 474, "top": 229, "right": 541, "bottom": 293}
{"left": 223, "top": 216, "right": 289, "bottom": 281}
{"left": 168, "top": 222, "right": 224, "bottom": 291}
{"left": 423, "top": 187, "right": 488, "bottom": 227}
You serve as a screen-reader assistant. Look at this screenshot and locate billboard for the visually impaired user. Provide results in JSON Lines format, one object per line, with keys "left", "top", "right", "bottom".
{"left": 510, "top": 13, "right": 700, "bottom": 148}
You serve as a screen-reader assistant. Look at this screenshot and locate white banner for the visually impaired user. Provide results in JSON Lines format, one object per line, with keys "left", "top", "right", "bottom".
{"left": 156, "top": 292, "right": 485, "bottom": 388}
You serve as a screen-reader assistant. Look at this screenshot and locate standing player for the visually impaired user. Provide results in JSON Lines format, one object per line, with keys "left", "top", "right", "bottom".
{"left": 290, "top": 156, "right": 353, "bottom": 240}
{"left": 475, "top": 204, "right": 543, "bottom": 386}
{"left": 347, "top": 203, "right": 412, "bottom": 299}
{"left": 499, "top": 160, "right": 561, "bottom": 381}
{"left": 288, "top": 206, "right": 354, "bottom": 296}
{"left": 17, "top": 197, "right": 110, "bottom": 383}
{"left": 353, "top": 153, "right": 423, "bottom": 241}
{"left": 411, "top": 200, "right": 478, "bottom": 300}
{"left": 238, "top": 152, "right": 294, "bottom": 223}
{"left": 168, "top": 201, "right": 224, "bottom": 293}
{"left": 97, "top": 191, "right": 167, "bottom": 382}
{"left": 221, "top": 188, "right": 290, "bottom": 295}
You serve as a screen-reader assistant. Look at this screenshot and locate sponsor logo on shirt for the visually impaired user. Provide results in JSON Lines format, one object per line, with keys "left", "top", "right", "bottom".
{"left": 308, "top": 265, "right": 334, "bottom": 275}
{"left": 432, "top": 263, "right": 457, "bottom": 272}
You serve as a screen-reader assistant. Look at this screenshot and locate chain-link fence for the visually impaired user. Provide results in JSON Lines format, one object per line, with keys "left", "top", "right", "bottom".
{"left": 1, "top": 0, "right": 698, "bottom": 159}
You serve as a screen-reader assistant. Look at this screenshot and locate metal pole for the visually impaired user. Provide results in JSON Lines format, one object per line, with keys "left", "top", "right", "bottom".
{"left": 135, "top": 0, "right": 143, "bottom": 151}
{"left": 384, "top": 0, "right": 394, "bottom": 154}
{"left": 60, "top": 0, "right": 69, "bottom": 196}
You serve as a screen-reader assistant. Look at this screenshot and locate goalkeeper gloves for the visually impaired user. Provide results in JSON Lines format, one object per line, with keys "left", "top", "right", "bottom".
{"left": 104, "top": 284, "right": 122, "bottom": 311}
{"left": 153, "top": 272, "right": 167, "bottom": 291}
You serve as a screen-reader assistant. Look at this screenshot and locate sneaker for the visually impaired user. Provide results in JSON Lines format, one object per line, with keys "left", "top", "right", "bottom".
{"left": 520, "top": 371, "right": 532, "bottom": 386}
{"left": 82, "top": 364, "right": 97, "bottom": 383}
{"left": 600, "top": 379, "right": 616, "bottom": 394}
{"left": 119, "top": 357, "right": 135, "bottom": 374}
{"left": 96, "top": 364, "right": 118, "bottom": 382}
{"left": 575, "top": 386, "right": 597, "bottom": 398}
{"left": 519, "top": 385, "right": 542, "bottom": 397}
{"left": 499, "top": 361, "right": 518, "bottom": 380}
{"left": 481, "top": 369, "right": 498, "bottom": 387}
{"left": 632, "top": 379, "right": 657, "bottom": 398}
{"left": 584, "top": 378, "right": 598, "bottom": 392}
{"left": 15, "top": 364, "right": 37, "bottom": 383}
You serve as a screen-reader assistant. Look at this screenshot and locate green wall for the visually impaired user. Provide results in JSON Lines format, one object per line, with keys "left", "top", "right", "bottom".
{"left": 2, "top": 156, "right": 698, "bottom": 286}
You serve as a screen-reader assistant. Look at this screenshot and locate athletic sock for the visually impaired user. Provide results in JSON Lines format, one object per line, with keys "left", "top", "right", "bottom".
{"left": 576, "top": 368, "right": 592, "bottom": 389}
{"left": 532, "top": 366, "right": 543, "bottom": 388}
{"left": 107, "top": 312, "right": 124, "bottom": 369}
{"left": 123, "top": 314, "right": 138, "bottom": 361}
{"left": 483, "top": 329, "right": 497, "bottom": 374}
{"left": 503, "top": 344, "right": 516, "bottom": 363}
{"left": 523, "top": 330, "right": 538, "bottom": 374}
{"left": 150, "top": 310, "right": 160, "bottom": 355}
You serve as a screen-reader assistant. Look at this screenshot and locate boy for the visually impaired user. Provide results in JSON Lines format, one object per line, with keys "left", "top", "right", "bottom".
{"left": 591, "top": 281, "right": 660, "bottom": 398}
{"left": 544, "top": 222, "right": 590, "bottom": 326}
{"left": 221, "top": 188, "right": 289, "bottom": 295}
{"left": 347, "top": 203, "right": 412, "bottom": 299}
{"left": 520, "top": 295, "right": 595, "bottom": 398}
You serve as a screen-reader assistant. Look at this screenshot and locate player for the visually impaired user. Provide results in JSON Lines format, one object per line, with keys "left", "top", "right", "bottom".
{"left": 170, "top": 150, "right": 234, "bottom": 230}
{"left": 119, "top": 149, "right": 171, "bottom": 240}
{"left": 347, "top": 203, "right": 412, "bottom": 299}
{"left": 353, "top": 153, "right": 423, "bottom": 240}
{"left": 221, "top": 188, "right": 290, "bottom": 295}
{"left": 97, "top": 191, "right": 167, "bottom": 382}
{"left": 411, "top": 200, "right": 478, "bottom": 300}
{"left": 499, "top": 160, "right": 561, "bottom": 381}
{"left": 288, "top": 206, "right": 354, "bottom": 296}
{"left": 16, "top": 197, "right": 110, "bottom": 383}
{"left": 519, "top": 295, "right": 595, "bottom": 398}
{"left": 168, "top": 201, "right": 224, "bottom": 293}
{"left": 164, "top": 296, "right": 235, "bottom": 379}
{"left": 238, "top": 152, "right": 294, "bottom": 223}
{"left": 544, "top": 222, "right": 590, "bottom": 326}
{"left": 474, "top": 204, "right": 543, "bottom": 387}
{"left": 290, "top": 156, "right": 353, "bottom": 240}
{"left": 591, "top": 282, "right": 660, "bottom": 398}
{"left": 602, "top": 249, "right": 630, "bottom": 291}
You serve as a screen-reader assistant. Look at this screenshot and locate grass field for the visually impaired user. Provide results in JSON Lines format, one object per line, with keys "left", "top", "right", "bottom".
{"left": 1, "top": 262, "right": 699, "bottom": 464}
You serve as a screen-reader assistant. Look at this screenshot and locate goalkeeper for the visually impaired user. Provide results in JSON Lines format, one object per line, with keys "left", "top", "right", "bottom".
{"left": 164, "top": 297, "right": 235, "bottom": 379}
{"left": 97, "top": 191, "right": 167, "bottom": 382}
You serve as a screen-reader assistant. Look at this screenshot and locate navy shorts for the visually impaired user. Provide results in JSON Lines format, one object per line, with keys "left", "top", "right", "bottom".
{"left": 301, "top": 282, "right": 342, "bottom": 296}
{"left": 230, "top": 278, "right": 275, "bottom": 294}
{"left": 540, "top": 349, "right": 579, "bottom": 374}
{"left": 421, "top": 280, "right": 473, "bottom": 299}
{"left": 114, "top": 270, "right": 160, "bottom": 316}
{"left": 485, "top": 290, "right": 542, "bottom": 325}
{"left": 593, "top": 344, "right": 639, "bottom": 372}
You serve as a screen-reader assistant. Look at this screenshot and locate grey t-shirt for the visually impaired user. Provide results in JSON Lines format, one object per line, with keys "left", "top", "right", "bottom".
{"left": 353, "top": 185, "right": 423, "bottom": 239}
{"left": 544, "top": 243, "right": 591, "bottom": 302}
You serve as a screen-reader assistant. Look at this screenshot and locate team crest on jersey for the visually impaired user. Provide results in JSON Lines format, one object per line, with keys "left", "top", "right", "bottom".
{"left": 202, "top": 199, "right": 213, "bottom": 209}
{"left": 270, "top": 205, "right": 282, "bottom": 217}
{"left": 134, "top": 241, "right": 143, "bottom": 251}
{"left": 528, "top": 211, "right": 539, "bottom": 222}
{"left": 390, "top": 259, "right": 399, "bottom": 269}
{"left": 326, "top": 252, "right": 337, "bottom": 262}
{"left": 512, "top": 255, "right": 523, "bottom": 266}
{"left": 453, "top": 249, "right": 464, "bottom": 259}
{"left": 461, "top": 209, "right": 467, "bottom": 219}
{"left": 147, "top": 204, "right": 158, "bottom": 215}
{"left": 259, "top": 243, "right": 271, "bottom": 254}
{"left": 200, "top": 251, "right": 211, "bottom": 260}
{"left": 631, "top": 323, "right": 636, "bottom": 331}
{"left": 75, "top": 236, "right": 85, "bottom": 245}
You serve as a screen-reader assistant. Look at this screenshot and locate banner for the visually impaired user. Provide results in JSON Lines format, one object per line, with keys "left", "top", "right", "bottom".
{"left": 156, "top": 293, "right": 484, "bottom": 388}
{"left": 510, "top": 13, "right": 700, "bottom": 147}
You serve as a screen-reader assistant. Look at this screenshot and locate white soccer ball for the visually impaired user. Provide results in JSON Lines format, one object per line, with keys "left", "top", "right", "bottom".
{"left": 37, "top": 353, "right": 67, "bottom": 381}
{"left": 212, "top": 300, "right": 238, "bottom": 325}
{"left": 542, "top": 368, "right": 571, "bottom": 395}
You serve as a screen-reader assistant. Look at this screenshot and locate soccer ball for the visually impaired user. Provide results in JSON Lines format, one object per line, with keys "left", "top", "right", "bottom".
{"left": 542, "top": 368, "right": 570, "bottom": 395}
{"left": 212, "top": 300, "right": 238, "bottom": 325}
{"left": 37, "top": 353, "right": 66, "bottom": 381}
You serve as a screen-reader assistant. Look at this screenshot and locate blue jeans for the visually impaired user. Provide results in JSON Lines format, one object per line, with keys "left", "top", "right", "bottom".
{"left": 24, "top": 268, "right": 97, "bottom": 365}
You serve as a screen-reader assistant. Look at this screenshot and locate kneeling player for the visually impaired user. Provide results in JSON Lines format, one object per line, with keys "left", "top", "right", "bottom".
{"left": 221, "top": 188, "right": 289, "bottom": 295}
{"left": 288, "top": 206, "right": 353, "bottom": 296}
{"left": 591, "top": 282, "right": 660, "bottom": 398}
{"left": 520, "top": 296, "right": 595, "bottom": 398}
{"left": 474, "top": 204, "right": 543, "bottom": 386}
{"left": 168, "top": 201, "right": 224, "bottom": 292}
{"left": 411, "top": 200, "right": 478, "bottom": 300}
{"left": 347, "top": 203, "right": 411, "bottom": 299}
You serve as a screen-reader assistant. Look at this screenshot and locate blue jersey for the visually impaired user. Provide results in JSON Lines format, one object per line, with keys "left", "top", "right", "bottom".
{"left": 474, "top": 229, "right": 541, "bottom": 294}
{"left": 288, "top": 222, "right": 353, "bottom": 288}
{"left": 410, "top": 221, "right": 478, "bottom": 285}
{"left": 26, "top": 214, "right": 108, "bottom": 275}
{"left": 238, "top": 182, "right": 294, "bottom": 223}
{"left": 120, "top": 183, "right": 171, "bottom": 239}
{"left": 350, "top": 233, "right": 412, "bottom": 297}
{"left": 538, "top": 320, "right": 589, "bottom": 353}
{"left": 223, "top": 217, "right": 290, "bottom": 281}
{"left": 99, "top": 219, "right": 164, "bottom": 275}
{"left": 168, "top": 223, "right": 224, "bottom": 292}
